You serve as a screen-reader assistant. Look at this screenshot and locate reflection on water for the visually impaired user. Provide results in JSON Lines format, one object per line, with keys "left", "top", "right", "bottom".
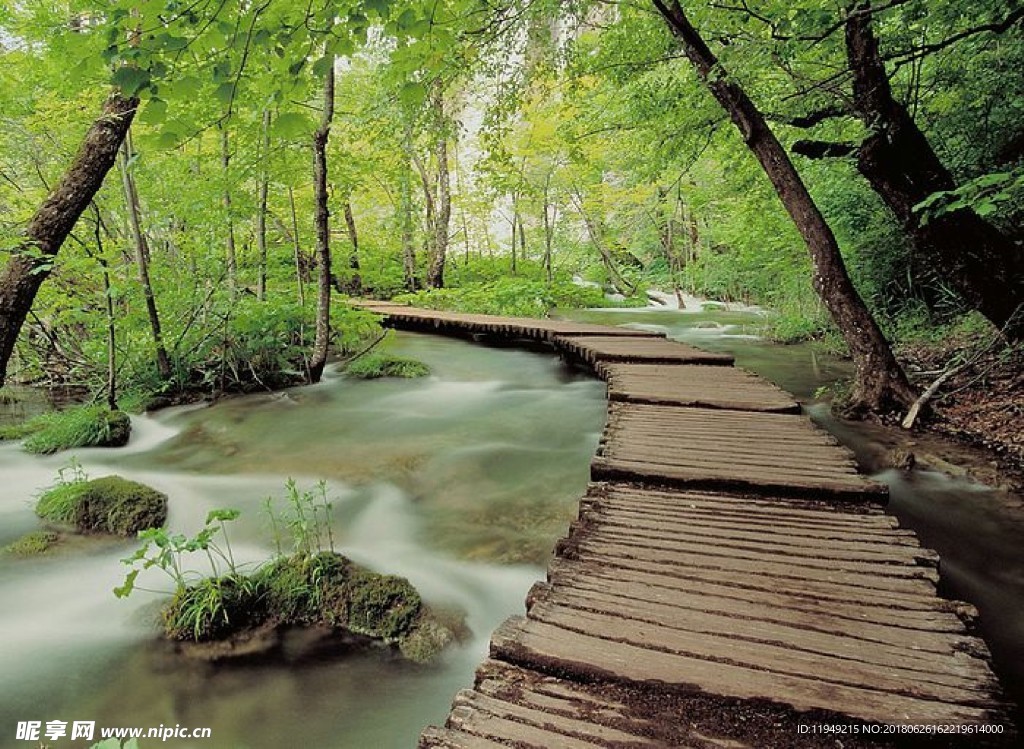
{"left": 0, "top": 333, "right": 605, "bottom": 748}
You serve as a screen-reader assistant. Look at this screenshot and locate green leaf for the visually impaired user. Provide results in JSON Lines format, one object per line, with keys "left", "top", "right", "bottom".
{"left": 113, "top": 569, "right": 139, "bottom": 599}
{"left": 139, "top": 98, "right": 168, "bottom": 125}
{"left": 271, "top": 112, "right": 314, "bottom": 139}
{"left": 111, "top": 66, "right": 151, "bottom": 96}
{"left": 399, "top": 81, "right": 426, "bottom": 107}
{"left": 214, "top": 82, "right": 236, "bottom": 107}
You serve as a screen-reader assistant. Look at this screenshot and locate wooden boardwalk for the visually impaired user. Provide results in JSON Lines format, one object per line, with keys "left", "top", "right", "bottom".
{"left": 353, "top": 301, "right": 1015, "bottom": 746}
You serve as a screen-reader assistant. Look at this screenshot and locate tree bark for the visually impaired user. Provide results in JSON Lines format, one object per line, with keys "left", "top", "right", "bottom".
{"left": 426, "top": 83, "right": 450, "bottom": 289}
{"left": 220, "top": 126, "right": 238, "bottom": 294}
{"left": 119, "top": 131, "right": 171, "bottom": 380}
{"left": 845, "top": 4, "right": 1024, "bottom": 338}
{"left": 0, "top": 93, "right": 137, "bottom": 387}
{"left": 256, "top": 109, "right": 271, "bottom": 301}
{"left": 309, "top": 62, "right": 335, "bottom": 384}
{"left": 653, "top": 0, "right": 915, "bottom": 414}
{"left": 341, "top": 196, "right": 362, "bottom": 295}
{"left": 288, "top": 186, "right": 306, "bottom": 307}
{"left": 401, "top": 126, "right": 418, "bottom": 291}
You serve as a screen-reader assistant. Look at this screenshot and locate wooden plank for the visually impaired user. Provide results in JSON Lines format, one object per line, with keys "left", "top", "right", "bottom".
{"left": 556, "top": 335, "right": 735, "bottom": 366}
{"left": 603, "top": 363, "right": 800, "bottom": 413}
{"left": 531, "top": 584, "right": 990, "bottom": 678}
{"left": 546, "top": 558, "right": 972, "bottom": 634}
{"left": 491, "top": 617, "right": 1001, "bottom": 725}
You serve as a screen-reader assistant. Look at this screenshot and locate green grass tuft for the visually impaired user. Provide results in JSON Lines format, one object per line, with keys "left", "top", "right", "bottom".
{"left": 345, "top": 353, "right": 430, "bottom": 379}
{"left": 16, "top": 405, "right": 131, "bottom": 454}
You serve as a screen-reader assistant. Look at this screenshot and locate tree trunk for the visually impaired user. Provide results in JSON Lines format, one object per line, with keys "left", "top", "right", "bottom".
{"left": 309, "top": 62, "right": 335, "bottom": 384}
{"left": 570, "top": 185, "right": 631, "bottom": 294}
{"left": 426, "top": 84, "right": 450, "bottom": 289}
{"left": 653, "top": 0, "right": 915, "bottom": 415}
{"left": 119, "top": 131, "right": 172, "bottom": 380}
{"left": 542, "top": 176, "right": 555, "bottom": 283}
{"left": 401, "top": 128, "right": 418, "bottom": 291}
{"left": 845, "top": 4, "right": 1024, "bottom": 338}
{"left": 288, "top": 186, "right": 306, "bottom": 307}
{"left": 341, "top": 196, "right": 362, "bottom": 295}
{"left": 220, "top": 125, "right": 237, "bottom": 294}
{"left": 0, "top": 93, "right": 137, "bottom": 387}
{"left": 256, "top": 109, "right": 271, "bottom": 301}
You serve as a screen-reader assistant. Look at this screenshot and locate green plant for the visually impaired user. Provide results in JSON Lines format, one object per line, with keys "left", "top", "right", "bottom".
{"left": 34, "top": 459, "right": 89, "bottom": 524}
{"left": 115, "top": 508, "right": 242, "bottom": 599}
{"left": 264, "top": 479, "right": 336, "bottom": 558}
{"left": 345, "top": 353, "right": 430, "bottom": 379}
{"left": 16, "top": 405, "right": 131, "bottom": 454}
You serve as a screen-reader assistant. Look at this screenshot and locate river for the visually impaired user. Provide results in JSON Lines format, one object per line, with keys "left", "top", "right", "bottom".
{"left": 1, "top": 303, "right": 1021, "bottom": 746}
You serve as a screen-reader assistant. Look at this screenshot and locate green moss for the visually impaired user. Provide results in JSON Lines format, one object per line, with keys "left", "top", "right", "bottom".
{"left": 346, "top": 570, "right": 421, "bottom": 640}
{"left": 162, "top": 551, "right": 439, "bottom": 659}
{"left": 1, "top": 530, "right": 61, "bottom": 557}
{"left": 345, "top": 353, "right": 430, "bottom": 379}
{"left": 18, "top": 406, "right": 131, "bottom": 454}
{"left": 163, "top": 575, "right": 268, "bottom": 642}
{"left": 37, "top": 475, "right": 168, "bottom": 536}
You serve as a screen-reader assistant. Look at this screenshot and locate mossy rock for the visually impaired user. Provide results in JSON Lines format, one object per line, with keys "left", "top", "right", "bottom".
{"left": 1, "top": 530, "right": 61, "bottom": 557}
{"left": 163, "top": 575, "right": 268, "bottom": 642}
{"left": 36, "top": 475, "right": 168, "bottom": 536}
{"left": 20, "top": 406, "right": 132, "bottom": 454}
{"left": 345, "top": 354, "right": 430, "bottom": 379}
{"left": 157, "top": 552, "right": 451, "bottom": 663}
{"left": 346, "top": 570, "right": 422, "bottom": 640}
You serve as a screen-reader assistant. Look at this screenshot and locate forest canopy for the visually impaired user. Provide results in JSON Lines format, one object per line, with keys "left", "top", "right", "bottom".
{"left": 0, "top": 0, "right": 1021, "bottom": 414}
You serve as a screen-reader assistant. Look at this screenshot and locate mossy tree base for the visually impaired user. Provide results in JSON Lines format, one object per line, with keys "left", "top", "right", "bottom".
{"left": 162, "top": 551, "right": 464, "bottom": 664}
{"left": 36, "top": 475, "right": 168, "bottom": 536}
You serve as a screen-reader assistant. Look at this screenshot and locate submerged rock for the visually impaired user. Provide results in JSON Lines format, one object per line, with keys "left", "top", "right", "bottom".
{"left": 0, "top": 530, "right": 62, "bottom": 557}
{"left": 36, "top": 475, "right": 168, "bottom": 536}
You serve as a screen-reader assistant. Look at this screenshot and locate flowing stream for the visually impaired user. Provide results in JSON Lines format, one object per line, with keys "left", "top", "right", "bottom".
{"left": 0, "top": 335, "right": 606, "bottom": 748}
{"left": 2, "top": 304, "right": 1022, "bottom": 746}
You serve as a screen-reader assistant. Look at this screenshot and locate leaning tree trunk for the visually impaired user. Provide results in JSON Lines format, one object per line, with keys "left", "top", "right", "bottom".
{"left": 400, "top": 128, "right": 418, "bottom": 291}
{"left": 308, "top": 61, "right": 335, "bottom": 384}
{"left": 220, "top": 125, "right": 238, "bottom": 294}
{"left": 0, "top": 93, "right": 137, "bottom": 387}
{"left": 653, "top": 0, "right": 915, "bottom": 415}
{"left": 845, "top": 4, "right": 1024, "bottom": 338}
{"left": 119, "top": 130, "right": 172, "bottom": 380}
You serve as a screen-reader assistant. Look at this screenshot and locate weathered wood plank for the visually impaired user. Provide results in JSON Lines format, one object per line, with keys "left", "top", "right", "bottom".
{"left": 556, "top": 334, "right": 735, "bottom": 366}
{"left": 491, "top": 617, "right": 1002, "bottom": 725}
{"left": 603, "top": 362, "right": 800, "bottom": 413}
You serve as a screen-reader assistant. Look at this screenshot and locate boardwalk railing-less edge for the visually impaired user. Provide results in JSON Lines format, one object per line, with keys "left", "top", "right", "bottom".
{"left": 352, "top": 300, "right": 1016, "bottom": 748}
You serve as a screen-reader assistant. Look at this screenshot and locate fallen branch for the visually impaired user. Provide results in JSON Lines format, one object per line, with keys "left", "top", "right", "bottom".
{"left": 902, "top": 330, "right": 1007, "bottom": 429}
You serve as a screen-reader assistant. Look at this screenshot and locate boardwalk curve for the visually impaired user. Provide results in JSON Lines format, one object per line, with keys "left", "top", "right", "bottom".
{"left": 352, "top": 301, "right": 1015, "bottom": 747}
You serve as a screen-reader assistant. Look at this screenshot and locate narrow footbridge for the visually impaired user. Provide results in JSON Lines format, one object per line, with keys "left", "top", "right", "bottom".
{"left": 354, "top": 301, "right": 1015, "bottom": 747}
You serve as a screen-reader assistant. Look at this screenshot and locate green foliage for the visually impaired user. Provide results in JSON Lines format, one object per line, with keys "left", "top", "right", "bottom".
{"left": 10, "top": 406, "right": 131, "bottom": 454}
{"left": 345, "top": 353, "right": 430, "bottom": 379}
{"left": 1, "top": 530, "right": 61, "bottom": 557}
{"left": 37, "top": 469, "right": 168, "bottom": 537}
{"left": 163, "top": 573, "right": 266, "bottom": 642}
{"left": 394, "top": 277, "right": 612, "bottom": 317}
